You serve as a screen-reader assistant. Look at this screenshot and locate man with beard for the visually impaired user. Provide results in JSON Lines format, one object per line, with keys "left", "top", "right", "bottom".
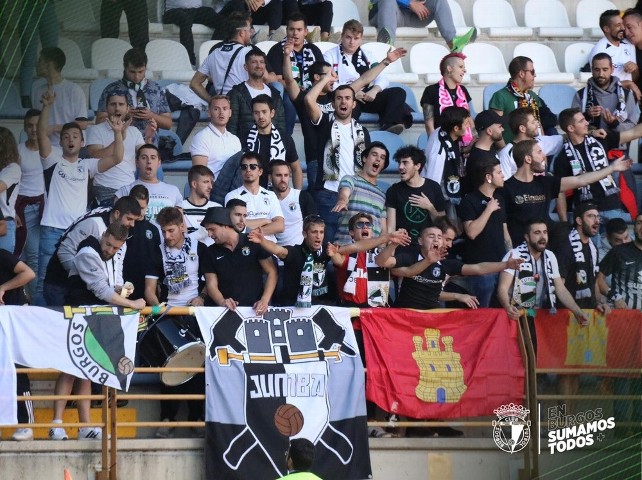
{"left": 497, "top": 219, "right": 590, "bottom": 334}
{"left": 332, "top": 141, "right": 388, "bottom": 245}
{"left": 248, "top": 215, "right": 340, "bottom": 306}
{"left": 465, "top": 110, "right": 505, "bottom": 194}
{"left": 590, "top": 10, "right": 639, "bottom": 98}
{"left": 572, "top": 53, "right": 638, "bottom": 135}
{"left": 182, "top": 165, "right": 220, "bottom": 246}
{"left": 501, "top": 139, "right": 632, "bottom": 246}
{"left": 489, "top": 56, "right": 558, "bottom": 143}
{"left": 87, "top": 91, "right": 153, "bottom": 205}
{"left": 50, "top": 224, "right": 145, "bottom": 441}
{"left": 623, "top": 8, "right": 642, "bottom": 95}
{"left": 270, "top": 161, "right": 316, "bottom": 247}
{"left": 241, "top": 94, "right": 302, "bottom": 189}
{"left": 227, "top": 49, "right": 286, "bottom": 141}
{"left": 550, "top": 203, "right": 609, "bottom": 413}
{"left": 226, "top": 198, "right": 249, "bottom": 233}
{"left": 498, "top": 107, "right": 564, "bottom": 180}
{"left": 305, "top": 80, "right": 370, "bottom": 242}
{"left": 376, "top": 224, "right": 523, "bottom": 310}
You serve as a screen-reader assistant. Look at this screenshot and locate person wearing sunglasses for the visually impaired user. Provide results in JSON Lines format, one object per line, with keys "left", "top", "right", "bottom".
{"left": 224, "top": 152, "right": 285, "bottom": 242}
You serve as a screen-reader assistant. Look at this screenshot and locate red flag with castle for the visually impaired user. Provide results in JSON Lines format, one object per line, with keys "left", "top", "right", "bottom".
{"left": 359, "top": 309, "right": 525, "bottom": 419}
{"left": 535, "top": 310, "right": 642, "bottom": 375}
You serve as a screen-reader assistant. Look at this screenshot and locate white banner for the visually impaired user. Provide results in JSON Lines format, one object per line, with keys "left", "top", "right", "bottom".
{"left": 0, "top": 305, "right": 139, "bottom": 425}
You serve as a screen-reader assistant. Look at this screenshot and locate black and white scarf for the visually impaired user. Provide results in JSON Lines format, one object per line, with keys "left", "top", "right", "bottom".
{"left": 340, "top": 44, "right": 370, "bottom": 75}
{"left": 246, "top": 123, "right": 286, "bottom": 162}
{"left": 122, "top": 74, "right": 148, "bottom": 108}
{"left": 163, "top": 236, "right": 193, "bottom": 295}
{"left": 581, "top": 78, "right": 627, "bottom": 129}
{"left": 506, "top": 81, "right": 541, "bottom": 135}
{"left": 511, "top": 242, "right": 557, "bottom": 310}
{"left": 343, "top": 249, "right": 390, "bottom": 307}
{"left": 567, "top": 228, "right": 598, "bottom": 302}
{"left": 283, "top": 40, "right": 318, "bottom": 90}
{"left": 323, "top": 118, "right": 366, "bottom": 181}
{"left": 561, "top": 136, "right": 619, "bottom": 202}
{"left": 436, "top": 128, "right": 465, "bottom": 204}
{"left": 296, "top": 246, "right": 328, "bottom": 308}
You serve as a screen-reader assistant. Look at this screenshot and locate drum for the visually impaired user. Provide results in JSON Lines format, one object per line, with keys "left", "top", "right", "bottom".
{"left": 138, "top": 317, "right": 205, "bottom": 386}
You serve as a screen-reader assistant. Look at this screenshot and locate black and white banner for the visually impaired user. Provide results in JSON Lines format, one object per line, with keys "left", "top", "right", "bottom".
{"left": 195, "top": 306, "right": 372, "bottom": 480}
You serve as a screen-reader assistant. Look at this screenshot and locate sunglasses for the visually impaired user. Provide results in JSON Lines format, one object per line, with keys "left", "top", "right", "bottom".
{"left": 353, "top": 221, "right": 373, "bottom": 229}
{"left": 240, "top": 163, "right": 260, "bottom": 171}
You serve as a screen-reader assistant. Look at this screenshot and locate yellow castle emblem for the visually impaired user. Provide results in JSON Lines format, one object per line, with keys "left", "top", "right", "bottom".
{"left": 413, "top": 328, "right": 467, "bottom": 403}
{"left": 565, "top": 311, "right": 608, "bottom": 366}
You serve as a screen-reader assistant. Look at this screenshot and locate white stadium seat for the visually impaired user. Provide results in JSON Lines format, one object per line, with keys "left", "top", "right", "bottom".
{"left": 576, "top": 0, "right": 617, "bottom": 38}
{"left": 198, "top": 40, "right": 221, "bottom": 67}
{"left": 473, "top": 0, "right": 533, "bottom": 38}
{"left": 255, "top": 41, "right": 277, "bottom": 56}
{"left": 146, "top": 39, "right": 194, "bottom": 82}
{"left": 56, "top": 38, "right": 99, "bottom": 80}
{"left": 513, "top": 43, "right": 575, "bottom": 84}
{"left": 330, "top": 0, "right": 376, "bottom": 37}
{"left": 564, "top": 42, "right": 594, "bottom": 83}
{"left": 524, "top": 0, "right": 583, "bottom": 38}
{"left": 91, "top": 38, "right": 132, "bottom": 73}
{"left": 315, "top": 42, "right": 338, "bottom": 55}
{"left": 362, "top": 42, "right": 419, "bottom": 84}
{"left": 409, "top": 43, "right": 453, "bottom": 84}
{"left": 461, "top": 43, "right": 508, "bottom": 84}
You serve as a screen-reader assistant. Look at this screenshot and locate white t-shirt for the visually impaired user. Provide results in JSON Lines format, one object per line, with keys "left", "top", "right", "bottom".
{"left": 245, "top": 82, "right": 272, "bottom": 98}
{"left": 41, "top": 147, "right": 99, "bottom": 229}
{"left": 190, "top": 124, "right": 242, "bottom": 177}
{"left": 166, "top": 0, "right": 202, "bottom": 10}
{"left": 182, "top": 198, "right": 220, "bottom": 246}
{"left": 224, "top": 185, "right": 284, "bottom": 242}
{"left": 31, "top": 78, "right": 87, "bottom": 146}
{"left": 86, "top": 123, "right": 144, "bottom": 189}
{"left": 275, "top": 188, "right": 304, "bottom": 247}
{"left": 589, "top": 38, "right": 636, "bottom": 82}
{"left": 324, "top": 121, "right": 356, "bottom": 192}
{"left": 116, "top": 180, "right": 183, "bottom": 225}
{"left": 0, "top": 163, "right": 21, "bottom": 219}
{"left": 197, "top": 42, "right": 252, "bottom": 95}
{"left": 18, "top": 143, "right": 44, "bottom": 197}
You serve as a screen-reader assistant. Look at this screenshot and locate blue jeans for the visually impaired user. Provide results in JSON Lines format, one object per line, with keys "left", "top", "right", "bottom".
{"left": 34, "top": 226, "right": 65, "bottom": 307}
{"left": 0, "top": 219, "right": 16, "bottom": 255}
{"left": 315, "top": 188, "right": 339, "bottom": 244}
{"left": 467, "top": 273, "right": 499, "bottom": 308}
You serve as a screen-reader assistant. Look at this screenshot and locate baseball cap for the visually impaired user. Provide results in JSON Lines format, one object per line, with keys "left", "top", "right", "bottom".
{"left": 474, "top": 110, "right": 504, "bottom": 131}
{"left": 201, "top": 207, "right": 234, "bottom": 227}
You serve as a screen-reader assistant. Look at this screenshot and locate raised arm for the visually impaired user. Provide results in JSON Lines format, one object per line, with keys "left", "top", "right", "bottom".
{"left": 461, "top": 253, "right": 523, "bottom": 276}
{"left": 304, "top": 72, "right": 334, "bottom": 124}
{"left": 247, "top": 228, "right": 289, "bottom": 259}
{"left": 560, "top": 156, "right": 632, "bottom": 191}
{"left": 96, "top": 115, "right": 125, "bottom": 173}
{"left": 351, "top": 47, "right": 407, "bottom": 93}
{"left": 282, "top": 39, "right": 301, "bottom": 101}
{"left": 37, "top": 90, "right": 55, "bottom": 159}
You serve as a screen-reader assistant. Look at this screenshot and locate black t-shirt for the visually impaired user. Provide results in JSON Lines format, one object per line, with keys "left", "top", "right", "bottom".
{"left": 501, "top": 174, "right": 561, "bottom": 245}
{"left": 385, "top": 179, "right": 446, "bottom": 244}
{"left": 599, "top": 242, "right": 642, "bottom": 309}
{"left": 243, "top": 128, "right": 299, "bottom": 187}
{"left": 0, "top": 249, "right": 24, "bottom": 305}
{"left": 553, "top": 134, "right": 621, "bottom": 212}
{"left": 393, "top": 252, "right": 464, "bottom": 309}
{"left": 458, "top": 189, "right": 507, "bottom": 263}
{"left": 420, "top": 83, "right": 472, "bottom": 130}
{"left": 553, "top": 234, "right": 597, "bottom": 309}
{"left": 266, "top": 41, "right": 324, "bottom": 89}
{"left": 465, "top": 145, "right": 500, "bottom": 195}
{"left": 201, "top": 233, "right": 271, "bottom": 306}
{"left": 279, "top": 243, "right": 334, "bottom": 306}
{"left": 123, "top": 219, "right": 162, "bottom": 301}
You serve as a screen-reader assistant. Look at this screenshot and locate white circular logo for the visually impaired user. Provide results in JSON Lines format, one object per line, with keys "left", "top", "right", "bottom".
{"left": 492, "top": 403, "right": 531, "bottom": 454}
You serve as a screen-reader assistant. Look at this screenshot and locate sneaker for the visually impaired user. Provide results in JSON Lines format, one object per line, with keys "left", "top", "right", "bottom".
{"left": 268, "top": 26, "right": 287, "bottom": 42}
{"left": 377, "top": 27, "right": 394, "bottom": 46}
{"left": 368, "top": 426, "right": 392, "bottom": 438}
{"left": 49, "top": 427, "right": 69, "bottom": 440}
{"left": 78, "top": 427, "right": 102, "bottom": 440}
{"left": 156, "top": 419, "right": 175, "bottom": 438}
{"left": 451, "top": 27, "right": 477, "bottom": 53}
{"left": 11, "top": 428, "right": 33, "bottom": 441}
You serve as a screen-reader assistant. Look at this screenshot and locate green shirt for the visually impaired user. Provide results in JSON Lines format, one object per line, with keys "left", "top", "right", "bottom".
{"left": 488, "top": 87, "right": 547, "bottom": 143}
{"left": 281, "top": 472, "right": 323, "bottom": 479}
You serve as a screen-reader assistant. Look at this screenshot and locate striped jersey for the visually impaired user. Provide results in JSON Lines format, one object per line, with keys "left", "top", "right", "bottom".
{"left": 599, "top": 242, "right": 642, "bottom": 310}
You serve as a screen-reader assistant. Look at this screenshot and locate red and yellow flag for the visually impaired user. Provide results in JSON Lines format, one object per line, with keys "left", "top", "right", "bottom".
{"left": 535, "top": 309, "right": 642, "bottom": 376}
{"left": 359, "top": 309, "right": 525, "bottom": 419}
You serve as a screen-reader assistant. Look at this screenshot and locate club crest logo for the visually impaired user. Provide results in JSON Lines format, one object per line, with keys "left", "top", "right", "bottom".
{"left": 492, "top": 403, "right": 531, "bottom": 453}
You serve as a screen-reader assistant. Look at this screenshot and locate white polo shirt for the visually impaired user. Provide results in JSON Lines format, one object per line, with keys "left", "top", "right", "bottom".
{"left": 190, "top": 124, "right": 242, "bottom": 177}
{"left": 225, "top": 185, "right": 284, "bottom": 242}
